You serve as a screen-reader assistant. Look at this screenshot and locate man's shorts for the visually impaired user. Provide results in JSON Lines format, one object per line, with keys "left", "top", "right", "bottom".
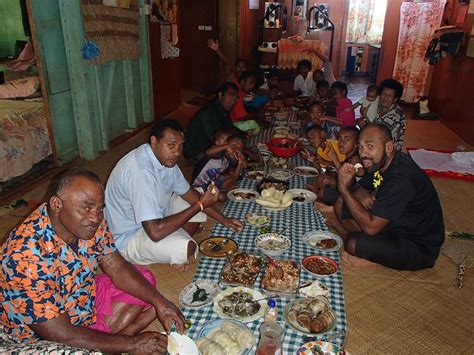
{"left": 353, "top": 231, "right": 440, "bottom": 271}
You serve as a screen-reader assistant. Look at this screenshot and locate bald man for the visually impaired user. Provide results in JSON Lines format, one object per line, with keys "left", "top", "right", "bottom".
{"left": 0, "top": 169, "right": 184, "bottom": 353}
{"left": 334, "top": 123, "right": 444, "bottom": 270}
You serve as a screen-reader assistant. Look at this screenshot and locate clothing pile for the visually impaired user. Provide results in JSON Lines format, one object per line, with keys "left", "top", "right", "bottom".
{"left": 425, "top": 26, "right": 465, "bottom": 65}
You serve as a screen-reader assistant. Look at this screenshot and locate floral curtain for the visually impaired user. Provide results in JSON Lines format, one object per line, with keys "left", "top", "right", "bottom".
{"left": 393, "top": 1, "right": 446, "bottom": 102}
{"left": 345, "top": 0, "right": 387, "bottom": 45}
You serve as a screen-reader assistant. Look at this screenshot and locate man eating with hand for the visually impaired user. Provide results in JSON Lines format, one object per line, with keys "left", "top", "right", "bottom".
{"left": 334, "top": 123, "right": 444, "bottom": 270}
{"left": 105, "top": 119, "right": 243, "bottom": 270}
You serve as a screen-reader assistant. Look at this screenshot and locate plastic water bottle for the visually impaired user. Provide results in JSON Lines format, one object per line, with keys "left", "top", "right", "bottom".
{"left": 264, "top": 299, "right": 278, "bottom": 322}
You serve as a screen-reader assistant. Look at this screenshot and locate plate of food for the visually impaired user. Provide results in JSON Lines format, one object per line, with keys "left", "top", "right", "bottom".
{"left": 293, "top": 166, "right": 319, "bottom": 178}
{"left": 255, "top": 187, "right": 293, "bottom": 211}
{"left": 267, "top": 156, "right": 293, "bottom": 170}
{"left": 288, "top": 189, "right": 317, "bottom": 204}
{"left": 213, "top": 286, "right": 267, "bottom": 323}
{"left": 196, "top": 319, "right": 256, "bottom": 355}
{"left": 256, "top": 178, "right": 289, "bottom": 193}
{"left": 298, "top": 280, "right": 330, "bottom": 298}
{"left": 268, "top": 169, "right": 294, "bottom": 181}
{"left": 199, "top": 237, "right": 238, "bottom": 258}
{"left": 245, "top": 170, "right": 265, "bottom": 181}
{"left": 302, "top": 231, "right": 343, "bottom": 252}
{"left": 227, "top": 189, "right": 259, "bottom": 202}
{"left": 220, "top": 252, "right": 263, "bottom": 288}
{"left": 179, "top": 280, "right": 220, "bottom": 308}
{"left": 245, "top": 212, "right": 271, "bottom": 227}
{"left": 284, "top": 296, "right": 336, "bottom": 335}
{"left": 302, "top": 256, "right": 339, "bottom": 277}
{"left": 261, "top": 259, "right": 300, "bottom": 297}
{"left": 296, "top": 340, "right": 345, "bottom": 355}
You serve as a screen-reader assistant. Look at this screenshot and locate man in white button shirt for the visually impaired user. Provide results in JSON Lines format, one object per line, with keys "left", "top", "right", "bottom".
{"left": 105, "top": 119, "right": 243, "bottom": 269}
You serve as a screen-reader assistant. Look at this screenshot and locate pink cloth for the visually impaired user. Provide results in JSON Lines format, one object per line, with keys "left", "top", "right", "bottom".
{"left": 336, "top": 98, "right": 356, "bottom": 126}
{"left": 89, "top": 266, "right": 157, "bottom": 333}
{"left": 7, "top": 42, "right": 36, "bottom": 71}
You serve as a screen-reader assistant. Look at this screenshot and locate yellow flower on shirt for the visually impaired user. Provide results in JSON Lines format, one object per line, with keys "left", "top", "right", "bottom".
{"left": 373, "top": 170, "right": 383, "bottom": 189}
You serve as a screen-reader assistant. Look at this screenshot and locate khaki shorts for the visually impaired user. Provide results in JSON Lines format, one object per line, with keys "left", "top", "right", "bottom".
{"left": 120, "top": 192, "right": 205, "bottom": 265}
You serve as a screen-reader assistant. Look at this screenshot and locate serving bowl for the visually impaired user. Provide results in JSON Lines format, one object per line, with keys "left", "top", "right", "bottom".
{"left": 267, "top": 138, "right": 301, "bottom": 158}
{"left": 255, "top": 233, "right": 291, "bottom": 257}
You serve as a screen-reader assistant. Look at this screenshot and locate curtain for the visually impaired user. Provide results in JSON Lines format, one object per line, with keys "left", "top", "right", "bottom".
{"left": 393, "top": 1, "right": 446, "bottom": 102}
{"left": 345, "top": 0, "right": 387, "bottom": 45}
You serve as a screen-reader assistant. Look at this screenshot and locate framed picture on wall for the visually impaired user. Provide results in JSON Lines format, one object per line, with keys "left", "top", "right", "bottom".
{"left": 293, "top": 0, "right": 307, "bottom": 20}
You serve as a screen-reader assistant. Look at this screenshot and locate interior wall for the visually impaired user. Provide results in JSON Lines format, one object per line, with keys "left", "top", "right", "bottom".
{"left": 0, "top": 1, "right": 30, "bottom": 58}
{"left": 149, "top": 15, "right": 181, "bottom": 118}
{"left": 429, "top": 0, "right": 474, "bottom": 145}
{"left": 239, "top": 0, "right": 265, "bottom": 70}
{"left": 376, "top": 0, "right": 403, "bottom": 83}
{"left": 218, "top": 0, "right": 239, "bottom": 82}
{"left": 31, "top": 0, "right": 153, "bottom": 162}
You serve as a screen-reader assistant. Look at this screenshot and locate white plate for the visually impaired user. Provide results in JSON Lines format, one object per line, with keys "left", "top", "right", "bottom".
{"left": 213, "top": 286, "right": 267, "bottom": 323}
{"left": 167, "top": 332, "right": 199, "bottom": 355}
{"left": 293, "top": 166, "right": 319, "bottom": 177}
{"left": 302, "top": 231, "right": 343, "bottom": 252}
{"left": 227, "top": 188, "right": 259, "bottom": 202}
{"left": 245, "top": 212, "right": 271, "bottom": 227}
{"left": 288, "top": 189, "right": 317, "bottom": 204}
{"left": 268, "top": 169, "right": 294, "bottom": 181}
{"left": 196, "top": 319, "right": 254, "bottom": 355}
{"left": 179, "top": 280, "right": 220, "bottom": 308}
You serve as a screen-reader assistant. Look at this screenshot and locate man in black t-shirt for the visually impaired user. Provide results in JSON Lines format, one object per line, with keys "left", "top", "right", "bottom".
{"left": 334, "top": 123, "right": 444, "bottom": 271}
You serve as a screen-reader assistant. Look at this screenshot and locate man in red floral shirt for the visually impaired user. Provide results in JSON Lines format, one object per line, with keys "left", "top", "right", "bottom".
{"left": 0, "top": 169, "right": 184, "bottom": 353}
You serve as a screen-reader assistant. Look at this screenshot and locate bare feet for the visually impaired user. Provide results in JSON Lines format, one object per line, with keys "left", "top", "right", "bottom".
{"left": 340, "top": 251, "right": 379, "bottom": 268}
{"left": 171, "top": 263, "right": 190, "bottom": 272}
{"left": 325, "top": 217, "right": 349, "bottom": 239}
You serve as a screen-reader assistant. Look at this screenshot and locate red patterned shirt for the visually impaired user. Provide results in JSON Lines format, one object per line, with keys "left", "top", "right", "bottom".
{"left": 0, "top": 204, "right": 116, "bottom": 343}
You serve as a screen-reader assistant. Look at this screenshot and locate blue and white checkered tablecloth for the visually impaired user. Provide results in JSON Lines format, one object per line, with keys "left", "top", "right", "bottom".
{"left": 182, "top": 111, "right": 347, "bottom": 354}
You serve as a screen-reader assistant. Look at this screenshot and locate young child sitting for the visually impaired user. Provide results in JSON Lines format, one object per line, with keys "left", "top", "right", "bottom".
{"left": 320, "top": 81, "right": 356, "bottom": 127}
{"left": 306, "top": 102, "right": 325, "bottom": 128}
{"left": 313, "top": 69, "right": 325, "bottom": 83}
{"left": 345, "top": 84, "right": 379, "bottom": 126}
{"left": 293, "top": 59, "right": 316, "bottom": 97}
{"left": 301, "top": 125, "right": 345, "bottom": 172}
{"left": 191, "top": 131, "right": 245, "bottom": 202}
{"left": 259, "top": 70, "right": 279, "bottom": 91}
{"left": 305, "top": 126, "right": 363, "bottom": 206}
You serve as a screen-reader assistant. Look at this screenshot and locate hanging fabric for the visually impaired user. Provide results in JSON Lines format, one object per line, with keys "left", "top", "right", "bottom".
{"left": 393, "top": 0, "right": 447, "bottom": 102}
{"left": 345, "top": 0, "right": 387, "bottom": 45}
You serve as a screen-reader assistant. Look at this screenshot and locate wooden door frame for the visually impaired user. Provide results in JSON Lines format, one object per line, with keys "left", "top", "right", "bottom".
{"left": 26, "top": 0, "right": 58, "bottom": 166}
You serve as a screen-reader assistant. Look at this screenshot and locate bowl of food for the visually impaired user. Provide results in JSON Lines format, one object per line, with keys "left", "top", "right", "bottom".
{"left": 255, "top": 233, "right": 291, "bottom": 257}
{"left": 267, "top": 138, "right": 301, "bottom": 158}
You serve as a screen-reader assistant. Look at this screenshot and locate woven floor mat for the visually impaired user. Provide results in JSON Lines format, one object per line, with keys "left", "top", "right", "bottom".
{"left": 343, "top": 259, "right": 473, "bottom": 353}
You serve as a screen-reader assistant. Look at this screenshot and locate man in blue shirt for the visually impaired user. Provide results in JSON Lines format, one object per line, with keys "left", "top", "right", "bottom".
{"left": 105, "top": 119, "right": 243, "bottom": 268}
